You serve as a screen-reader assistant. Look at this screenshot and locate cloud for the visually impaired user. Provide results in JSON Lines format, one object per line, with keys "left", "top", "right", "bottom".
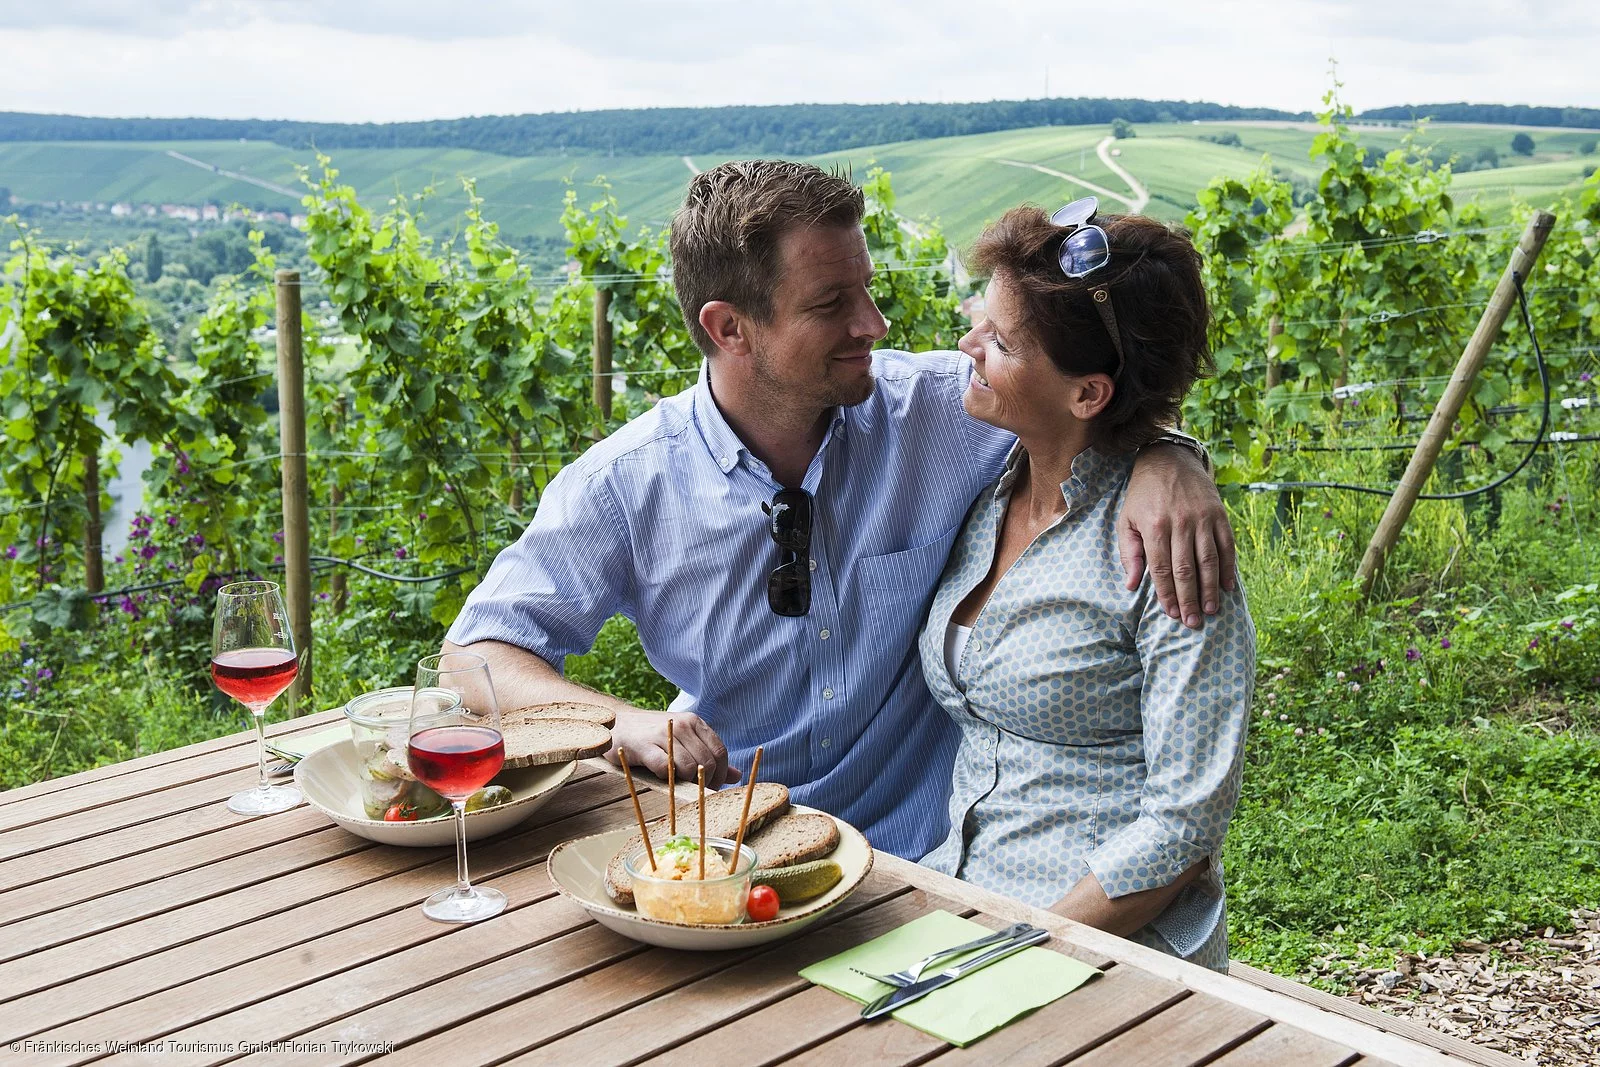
{"left": 0, "top": 0, "right": 1593, "bottom": 122}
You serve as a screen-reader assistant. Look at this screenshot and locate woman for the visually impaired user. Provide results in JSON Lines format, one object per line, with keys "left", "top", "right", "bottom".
{"left": 918, "top": 201, "right": 1254, "bottom": 972}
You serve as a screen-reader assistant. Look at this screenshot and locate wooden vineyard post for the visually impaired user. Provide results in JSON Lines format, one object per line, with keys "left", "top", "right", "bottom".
{"left": 329, "top": 393, "right": 348, "bottom": 615}
{"left": 1356, "top": 210, "right": 1556, "bottom": 595}
{"left": 83, "top": 443, "right": 103, "bottom": 594}
{"left": 593, "top": 286, "right": 613, "bottom": 421}
{"left": 1265, "top": 315, "right": 1283, "bottom": 392}
{"left": 275, "top": 270, "right": 313, "bottom": 704}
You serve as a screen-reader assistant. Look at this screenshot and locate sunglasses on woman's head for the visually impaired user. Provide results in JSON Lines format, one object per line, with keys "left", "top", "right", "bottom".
{"left": 1050, "top": 197, "right": 1126, "bottom": 380}
{"left": 763, "top": 488, "right": 812, "bottom": 616}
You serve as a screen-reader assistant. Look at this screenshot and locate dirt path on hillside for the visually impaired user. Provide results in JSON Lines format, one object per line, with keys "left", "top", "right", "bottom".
{"left": 1095, "top": 136, "right": 1149, "bottom": 212}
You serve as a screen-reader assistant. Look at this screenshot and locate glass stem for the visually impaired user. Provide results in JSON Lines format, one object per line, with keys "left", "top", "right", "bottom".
{"left": 252, "top": 710, "right": 270, "bottom": 793}
{"left": 452, "top": 800, "right": 471, "bottom": 895}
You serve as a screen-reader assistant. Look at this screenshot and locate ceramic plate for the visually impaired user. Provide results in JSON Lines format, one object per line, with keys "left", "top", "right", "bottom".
{"left": 295, "top": 739, "right": 574, "bottom": 846}
{"left": 546, "top": 804, "right": 873, "bottom": 950}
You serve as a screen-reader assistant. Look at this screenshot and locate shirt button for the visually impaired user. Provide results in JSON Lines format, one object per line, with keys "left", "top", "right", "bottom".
{"left": 822, "top": 687, "right": 834, "bottom": 700}
{"left": 809, "top": 558, "right": 817, "bottom": 572}
{"left": 820, "top": 737, "right": 832, "bottom": 748}
{"left": 819, "top": 628, "right": 831, "bottom": 640}
{"left": 719, "top": 455, "right": 729, "bottom": 465}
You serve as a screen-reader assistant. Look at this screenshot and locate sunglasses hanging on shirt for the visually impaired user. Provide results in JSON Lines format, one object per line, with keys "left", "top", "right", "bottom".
{"left": 763, "top": 489, "right": 813, "bottom": 616}
{"left": 1050, "top": 196, "right": 1127, "bottom": 381}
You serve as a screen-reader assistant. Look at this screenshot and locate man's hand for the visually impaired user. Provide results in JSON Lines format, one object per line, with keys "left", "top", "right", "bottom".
{"left": 607, "top": 709, "right": 742, "bottom": 790}
{"left": 1120, "top": 444, "right": 1237, "bottom": 629}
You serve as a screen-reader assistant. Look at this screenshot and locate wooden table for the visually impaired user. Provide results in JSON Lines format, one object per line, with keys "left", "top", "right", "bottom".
{"left": 0, "top": 710, "right": 1514, "bottom": 1067}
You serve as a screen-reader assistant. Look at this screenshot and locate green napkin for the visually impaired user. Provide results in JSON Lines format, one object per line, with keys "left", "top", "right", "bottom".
{"left": 800, "top": 910, "right": 1099, "bottom": 1047}
{"left": 266, "top": 724, "right": 350, "bottom": 761}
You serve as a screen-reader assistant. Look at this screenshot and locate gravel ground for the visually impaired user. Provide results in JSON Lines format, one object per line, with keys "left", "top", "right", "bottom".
{"left": 1333, "top": 910, "right": 1600, "bottom": 1065}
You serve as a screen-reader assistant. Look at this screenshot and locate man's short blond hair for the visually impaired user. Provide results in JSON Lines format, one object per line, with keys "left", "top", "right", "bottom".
{"left": 670, "top": 160, "right": 864, "bottom": 356}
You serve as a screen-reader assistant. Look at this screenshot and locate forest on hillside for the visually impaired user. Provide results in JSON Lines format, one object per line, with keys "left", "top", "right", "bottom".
{"left": 0, "top": 97, "right": 1306, "bottom": 156}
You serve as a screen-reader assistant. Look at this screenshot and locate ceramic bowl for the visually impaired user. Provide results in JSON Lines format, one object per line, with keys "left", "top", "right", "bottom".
{"left": 546, "top": 805, "right": 873, "bottom": 950}
{"left": 295, "top": 739, "right": 573, "bottom": 846}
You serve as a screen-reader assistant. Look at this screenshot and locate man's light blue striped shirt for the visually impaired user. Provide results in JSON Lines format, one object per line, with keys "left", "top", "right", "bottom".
{"left": 447, "top": 350, "right": 1014, "bottom": 858}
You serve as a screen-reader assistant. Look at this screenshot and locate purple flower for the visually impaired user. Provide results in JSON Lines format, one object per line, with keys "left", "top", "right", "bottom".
{"left": 1405, "top": 647, "right": 1421, "bottom": 661}
{"left": 176, "top": 456, "right": 190, "bottom": 475}
{"left": 273, "top": 553, "right": 283, "bottom": 564}
{"left": 166, "top": 514, "right": 179, "bottom": 528}
{"left": 3, "top": 545, "right": 15, "bottom": 559}
{"left": 1529, "top": 638, "right": 1540, "bottom": 649}
{"left": 315, "top": 592, "right": 331, "bottom": 602}
{"left": 354, "top": 535, "right": 365, "bottom": 545}
{"left": 1561, "top": 620, "right": 1575, "bottom": 630}
{"left": 1323, "top": 510, "right": 1333, "bottom": 519}
{"left": 1583, "top": 372, "right": 1594, "bottom": 383}
{"left": 1440, "top": 637, "right": 1452, "bottom": 649}
{"left": 139, "top": 544, "right": 158, "bottom": 560}
{"left": 417, "top": 511, "right": 427, "bottom": 522}
{"left": 37, "top": 667, "right": 53, "bottom": 681}
{"left": 443, "top": 483, "right": 453, "bottom": 493}
{"left": 394, "top": 547, "right": 408, "bottom": 560}
{"left": 113, "top": 554, "right": 124, "bottom": 564}
{"left": 119, "top": 596, "right": 137, "bottom": 615}
{"left": 272, "top": 530, "right": 284, "bottom": 544}
{"left": 190, "top": 533, "right": 205, "bottom": 548}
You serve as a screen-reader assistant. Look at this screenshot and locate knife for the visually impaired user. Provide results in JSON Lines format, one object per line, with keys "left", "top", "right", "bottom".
{"left": 860, "top": 924, "right": 1053, "bottom": 1020}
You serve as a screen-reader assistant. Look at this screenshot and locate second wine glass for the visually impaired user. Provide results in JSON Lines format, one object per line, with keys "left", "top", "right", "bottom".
{"left": 408, "top": 651, "right": 506, "bottom": 923}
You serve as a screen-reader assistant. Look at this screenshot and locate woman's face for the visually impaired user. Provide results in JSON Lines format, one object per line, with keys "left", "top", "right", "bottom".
{"left": 958, "top": 275, "right": 1081, "bottom": 438}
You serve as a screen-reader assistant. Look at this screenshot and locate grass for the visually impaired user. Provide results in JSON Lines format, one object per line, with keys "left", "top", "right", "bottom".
{"left": 6, "top": 118, "right": 1592, "bottom": 249}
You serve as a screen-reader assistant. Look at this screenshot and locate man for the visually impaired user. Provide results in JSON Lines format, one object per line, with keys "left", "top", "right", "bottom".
{"left": 444, "top": 161, "right": 1235, "bottom": 860}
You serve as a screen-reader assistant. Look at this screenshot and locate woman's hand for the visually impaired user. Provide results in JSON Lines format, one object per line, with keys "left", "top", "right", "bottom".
{"left": 606, "top": 709, "right": 742, "bottom": 790}
{"left": 1120, "top": 444, "right": 1236, "bottom": 629}
{"left": 1049, "top": 859, "right": 1210, "bottom": 937}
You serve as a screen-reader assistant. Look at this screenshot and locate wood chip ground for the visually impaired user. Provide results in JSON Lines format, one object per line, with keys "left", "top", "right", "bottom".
{"left": 1324, "top": 909, "right": 1600, "bottom": 1066}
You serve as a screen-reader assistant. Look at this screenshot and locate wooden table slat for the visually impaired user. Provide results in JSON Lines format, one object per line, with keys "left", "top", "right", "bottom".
{"left": 1065, "top": 993, "right": 1269, "bottom": 1067}
{"left": 0, "top": 776, "right": 641, "bottom": 1018}
{"left": 0, "top": 710, "right": 343, "bottom": 816}
{"left": 497, "top": 887, "right": 964, "bottom": 1066}
{"left": 922, "top": 963, "right": 1190, "bottom": 1066}
{"left": 1204, "top": 1022, "right": 1362, "bottom": 1067}
{"left": 234, "top": 875, "right": 914, "bottom": 1067}
{"left": 14, "top": 877, "right": 584, "bottom": 1067}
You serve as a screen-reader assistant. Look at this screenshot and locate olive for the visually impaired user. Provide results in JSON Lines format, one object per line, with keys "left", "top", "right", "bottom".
{"left": 464, "top": 785, "right": 514, "bottom": 812}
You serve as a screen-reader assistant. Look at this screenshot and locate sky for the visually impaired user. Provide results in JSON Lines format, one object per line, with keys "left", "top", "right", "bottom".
{"left": 0, "top": 0, "right": 1594, "bottom": 123}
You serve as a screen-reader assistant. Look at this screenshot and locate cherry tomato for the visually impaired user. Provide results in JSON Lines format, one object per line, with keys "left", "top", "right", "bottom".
{"left": 747, "top": 884, "right": 780, "bottom": 922}
{"left": 383, "top": 803, "right": 419, "bottom": 822}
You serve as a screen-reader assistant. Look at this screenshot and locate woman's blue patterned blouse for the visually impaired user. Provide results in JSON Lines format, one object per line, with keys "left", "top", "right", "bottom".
{"left": 918, "top": 444, "right": 1255, "bottom": 972}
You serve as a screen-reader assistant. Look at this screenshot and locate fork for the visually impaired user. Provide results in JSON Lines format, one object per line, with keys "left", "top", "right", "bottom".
{"left": 850, "top": 922, "right": 1038, "bottom": 987}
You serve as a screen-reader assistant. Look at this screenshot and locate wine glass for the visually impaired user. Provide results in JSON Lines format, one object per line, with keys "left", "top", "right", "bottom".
{"left": 408, "top": 651, "right": 506, "bottom": 923}
{"left": 213, "top": 581, "right": 302, "bottom": 816}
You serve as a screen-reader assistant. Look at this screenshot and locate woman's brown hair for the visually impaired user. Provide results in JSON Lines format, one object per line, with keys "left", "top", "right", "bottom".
{"left": 968, "top": 207, "right": 1212, "bottom": 453}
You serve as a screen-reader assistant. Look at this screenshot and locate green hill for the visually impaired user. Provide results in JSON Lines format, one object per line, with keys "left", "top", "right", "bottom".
{"left": 4, "top": 120, "right": 1592, "bottom": 253}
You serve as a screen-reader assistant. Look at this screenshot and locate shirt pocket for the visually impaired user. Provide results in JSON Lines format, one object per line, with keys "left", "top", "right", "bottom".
{"left": 858, "top": 526, "right": 961, "bottom": 654}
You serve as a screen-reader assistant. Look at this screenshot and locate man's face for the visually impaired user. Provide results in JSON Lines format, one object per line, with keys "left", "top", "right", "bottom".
{"left": 743, "top": 224, "right": 889, "bottom": 411}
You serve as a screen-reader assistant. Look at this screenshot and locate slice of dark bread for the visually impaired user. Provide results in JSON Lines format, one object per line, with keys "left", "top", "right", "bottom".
{"left": 748, "top": 813, "right": 840, "bottom": 870}
{"left": 501, "top": 718, "right": 612, "bottom": 768}
{"left": 604, "top": 782, "right": 790, "bottom": 905}
{"left": 505, "top": 702, "right": 616, "bottom": 729}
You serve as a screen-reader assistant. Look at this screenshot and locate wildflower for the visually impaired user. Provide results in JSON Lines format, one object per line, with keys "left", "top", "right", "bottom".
{"left": 272, "top": 530, "right": 285, "bottom": 544}
{"left": 1420, "top": 677, "right": 1430, "bottom": 687}
{"left": 37, "top": 667, "right": 53, "bottom": 681}
{"left": 1279, "top": 713, "right": 1289, "bottom": 722}
{"left": 176, "top": 456, "right": 190, "bottom": 475}
{"left": 1529, "top": 638, "right": 1540, "bottom": 650}
{"left": 1323, "top": 509, "right": 1333, "bottom": 519}
{"left": 1294, "top": 727, "right": 1305, "bottom": 737}
{"left": 1561, "top": 620, "right": 1575, "bottom": 630}
{"left": 315, "top": 592, "right": 331, "bottom": 602}
{"left": 1583, "top": 371, "right": 1594, "bottom": 383}
{"left": 273, "top": 553, "right": 283, "bottom": 564}
{"left": 394, "top": 547, "right": 408, "bottom": 560}
{"left": 1439, "top": 638, "right": 1451, "bottom": 649}
{"left": 1318, "top": 727, "right": 1327, "bottom": 736}
{"left": 113, "top": 554, "right": 124, "bottom": 564}
{"left": 354, "top": 536, "right": 365, "bottom": 545}
{"left": 190, "top": 533, "right": 205, "bottom": 548}
{"left": 1336, "top": 671, "right": 1346, "bottom": 681}
{"left": 1267, "top": 692, "right": 1278, "bottom": 703}
{"left": 166, "top": 514, "right": 179, "bottom": 527}
{"left": 418, "top": 511, "right": 428, "bottom": 522}
{"left": 3, "top": 545, "right": 15, "bottom": 559}
{"left": 139, "top": 544, "right": 158, "bottom": 560}
{"left": 1405, "top": 647, "right": 1420, "bottom": 661}
{"left": 443, "top": 483, "right": 453, "bottom": 493}
{"left": 1337, "top": 531, "right": 1346, "bottom": 540}
{"left": 1350, "top": 683, "right": 1361, "bottom": 693}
